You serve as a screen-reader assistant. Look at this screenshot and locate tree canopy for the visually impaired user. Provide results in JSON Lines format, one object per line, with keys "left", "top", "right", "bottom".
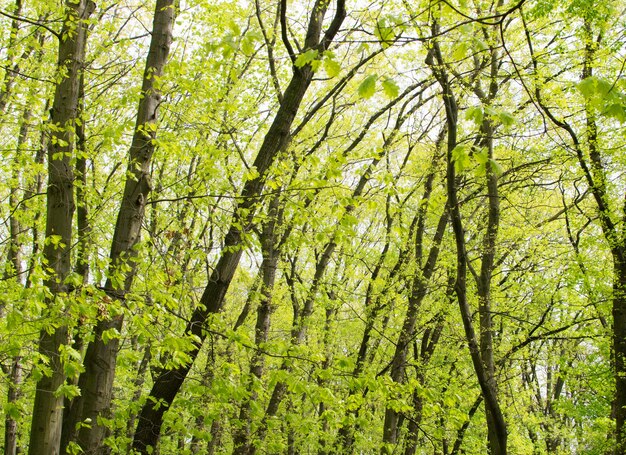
{"left": 1, "top": 0, "right": 625, "bottom": 454}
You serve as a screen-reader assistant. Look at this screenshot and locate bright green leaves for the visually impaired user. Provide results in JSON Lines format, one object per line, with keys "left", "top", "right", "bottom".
{"left": 465, "top": 106, "right": 484, "bottom": 125}
{"left": 451, "top": 144, "right": 472, "bottom": 173}
{"left": 323, "top": 51, "right": 341, "bottom": 77}
{"left": 295, "top": 49, "right": 319, "bottom": 69}
{"left": 60, "top": 344, "right": 84, "bottom": 379}
{"left": 358, "top": 75, "right": 377, "bottom": 99}
{"left": 465, "top": 105, "right": 516, "bottom": 129}
{"left": 452, "top": 144, "right": 503, "bottom": 176}
{"left": 474, "top": 147, "right": 503, "bottom": 177}
{"left": 578, "top": 76, "right": 626, "bottom": 122}
{"left": 295, "top": 49, "right": 342, "bottom": 75}
{"left": 374, "top": 17, "right": 396, "bottom": 49}
{"left": 374, "top": 14, "right": 407, "bottom": 49}
{"left": 382, "top": 77, "right": 399, "bottom": 98}
{"left": 358, "top": 75, "right": 399, "bottom": 99}
{"left": 240, "top": 32, "right": 261, "bottom": 56}
{"left": 498, "top": 110, "right": 516, "bottom": 128}
{"left": 578, "top": 76, "right": 613, "bottom": 103}
{"left": 55, "top": 383, "right": 81, "bottom": 400}
{"left": 453, "top": 41, "right": 470, "bottom": 61}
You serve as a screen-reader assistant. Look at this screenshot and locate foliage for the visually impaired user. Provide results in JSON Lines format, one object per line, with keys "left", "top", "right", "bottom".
{"left": 0, "top": 0, "right": 623, "bottom": 453}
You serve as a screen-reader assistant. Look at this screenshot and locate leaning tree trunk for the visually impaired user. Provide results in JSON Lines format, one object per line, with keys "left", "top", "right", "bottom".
{"left": 60, "top": 1, "right": 175, "bottom": 453}
{"left": 28, "top": 2, "right": 95, "bottom": 454}
{"left": 381, "top": 131, "right": 447, "bottom": 449}
{"left": 131, "top": 2, "right": 346, "bottom": 452}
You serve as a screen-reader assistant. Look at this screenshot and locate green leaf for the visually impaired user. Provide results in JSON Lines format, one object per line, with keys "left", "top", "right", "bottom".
{"left": 451, "top": 144, "right": 471, "bottom": 172}
{"left": 102, "top": 328, "right": 121, "bottom": 344}
{"left": 374, "top": 18, "right": 395, "bottom": 48}
{"left": 382, "top": 77, "right": 399, "bottom": 99}
{"left": 241, "top": 36, "right": 256, "bottom": 56}
{"left": 604, "top": 103, "right": 626, "bottom": 123}
{"left": 498, "top": 111, "right": 515, "bottom": 128}
{"left": 489, "top": 158, "right": 504, "bottom": 176}
{"left": 465, "top": 106, "right": 483, "bottom": 125}
{"left": 243, "top": 166, "right": 259, "bottom": 181}
{"left": 55, "top": 384, "right": 81, "bottom": 399}
{"left": 4, "top": 403, "right": 20, "bottom": 420}
{"left": 358, "top": 75, "right": 378, "bottom": 99}
{"left": 474, "top": 147, "right": 489, "bottom": 165}
{"left": 453, "top": 41, "right": 469, "bottom": 61}
{"left": 295, "top": 49, "right": 319, "bottom": 68}
{"left": 324, "top": 56, "right": 341, "bottom": 78}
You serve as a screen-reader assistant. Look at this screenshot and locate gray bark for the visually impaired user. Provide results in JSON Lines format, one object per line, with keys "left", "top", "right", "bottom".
{"left": 28, "top": 2, "right": 95, "bottom": 454}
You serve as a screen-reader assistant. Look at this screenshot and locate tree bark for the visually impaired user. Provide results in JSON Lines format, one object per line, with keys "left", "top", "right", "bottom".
{"left": 232, "top": 195, "right": 282, "bottom": 454}
{"left": 28, "top": 2, "right": 94, "bottom": 454}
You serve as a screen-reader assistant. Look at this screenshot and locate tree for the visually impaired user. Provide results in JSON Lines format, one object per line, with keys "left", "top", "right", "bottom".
{"left": 28, "top": 2, "right": 95, "bottom": 453}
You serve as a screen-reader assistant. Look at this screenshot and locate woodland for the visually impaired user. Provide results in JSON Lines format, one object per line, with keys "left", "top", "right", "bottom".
{"left": 0, "top": 0, "right": 625, "bottom": 453}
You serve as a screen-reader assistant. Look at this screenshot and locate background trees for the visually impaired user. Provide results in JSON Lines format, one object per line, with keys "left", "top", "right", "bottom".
{"left": 0, "top": 0, "right": 624, "bottom": 453}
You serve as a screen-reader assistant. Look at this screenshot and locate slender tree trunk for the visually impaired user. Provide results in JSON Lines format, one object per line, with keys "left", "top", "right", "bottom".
{"left": 28, "top": 2, "right": 95, "bottom": 454}
{"left": 2, "top": 103, "right": 32, "bottom": 455}
{"left": 131, "top": 3, "right": 346, "bottom": 452}
{"left": 4, "top": 357, "right": 22, "bottom": 455}
{"left": 233, "top": 195, "right": 282, "bottom": 455}
{"left": 382, "top": 142, "right": 447, "bottom": 449}
{"left": 427, "top": 28, "right": 507, "bottom": 454}
{"left": 0, "top": 0, "right": 23, "bottom": 113}
{"left": 403, "top": 289, "right": 448, "bottom": 455}
{"left": 476, "top": 116, "right": 503, "bottom": 454}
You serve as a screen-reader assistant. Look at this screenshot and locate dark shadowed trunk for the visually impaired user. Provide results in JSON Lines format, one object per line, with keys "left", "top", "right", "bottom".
{"left": 131, "top": 2, "right": 346, "bottom": 452}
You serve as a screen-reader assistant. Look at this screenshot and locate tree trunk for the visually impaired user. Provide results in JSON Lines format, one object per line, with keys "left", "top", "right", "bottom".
{"left": 382, "top": 146, "right": 447, "bottom": 448}
{"left": 427, "top": 29, "right": 507, "bottom": 454}
{"left": 131, "top": 2, "right": 346, "bottom": 452}
{"left": 233, "top": 195, "right": 282, "bottom": 454}
{"left": 4, "top": 357, "right": 22, "bottom": 455}
{"left": 28, "top": 2, "right": 94, "bottom": 454}
{"left": 614, "top": 259, "right": 626, "bottom": 453}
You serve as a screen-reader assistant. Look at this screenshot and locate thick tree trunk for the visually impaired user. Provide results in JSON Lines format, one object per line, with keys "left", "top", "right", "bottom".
{"left": 131, "top": 2, "right": 346, "bottom": 451}
{"left": 28, "top": 2, "right": 94, "bottom": 454}
{"left": 60, "top": 1, "right": 175, "bottom": 453}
